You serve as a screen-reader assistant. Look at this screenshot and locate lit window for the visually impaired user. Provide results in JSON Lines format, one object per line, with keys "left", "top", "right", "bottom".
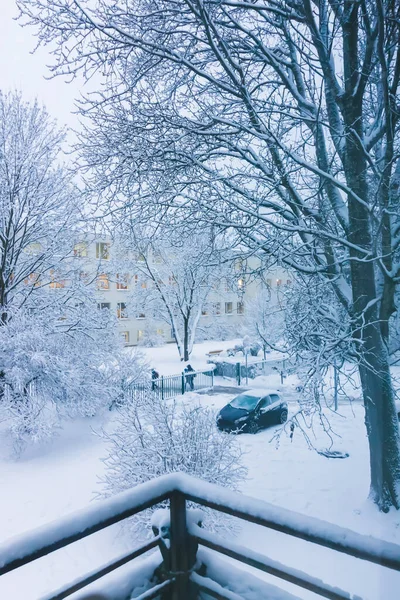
{"left": 237, "top": 278, "right": 244, "bottom": 289}
{"left": 133, "top": 274, "right": 139, "bottom": 285}
{"left": 214, "top": 302, "right": 221, "bottom": 315}
{"left": 73, "top": 242, "right": 87, "bottom": 257}
{"left": 235, "top": 258, "right": 244, "bottom": 271}
{"left": 137, "top": 330, "right": 144, "bottom": 342}
{"left": 96, "top": 242, "right": 110, "bottom": 260}
{"left": 136, "top": 311, "right": 146, "bottom": 319}
{"left": 276, "top": 279, "right": 282, "bottom": 287}
{"left": 225, "top": 302, "right": 233, "bottom": 315}
{"left": 49, "top": 270, "right": 65, "bottom": 289}
{"left": 98, "top": 302, "right": 111, "bottom": 310}
{"left": 24, "top": 272, "right": 40, "bottom": 287}
{"left": 97, "top": 274, "right": 110, "bottom": 290}
{"left": 237, "top": 301, "right": 245, "bottom": 315}
{"left": 141, "top": 280, "right": 147, "bottom": 289}
{"left": 117, "top": 302, "right": 128, "bottom": 319}
{"left": 157, "top": 328, "right": 164, "bottom": 336}
{"left": 116, "top": 274, "right": 129, "bottom": 290}
{"left": 121, "top": 331, "right": 130, "bottom": 343}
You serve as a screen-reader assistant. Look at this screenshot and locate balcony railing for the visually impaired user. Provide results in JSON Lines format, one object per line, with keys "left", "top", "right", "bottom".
{"left": 0, "top": 473, "right": 399, "bottom": 600}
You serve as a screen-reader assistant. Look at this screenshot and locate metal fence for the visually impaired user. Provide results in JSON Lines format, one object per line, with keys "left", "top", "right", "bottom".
{"left": 127, "top": 367, "right": 216, "bottom": 402}
{"left": 1, "top": 472, "right": 399, "bottom": 600}
{"left": 211, "top": 356, "right": 294, "bottom": 385}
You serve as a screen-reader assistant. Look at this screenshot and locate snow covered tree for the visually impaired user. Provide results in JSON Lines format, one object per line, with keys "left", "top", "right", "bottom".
{"left": 18, "top": 0, "right": 400, "bottom": 509}
{"left": 0, "top": 91, "right": 147, "bottom": 448}
{"left": 112, "top": 226, "right": 230, "bottom": 361}
{"left": 99, "top": 392, "right": 247, "bottom": 536}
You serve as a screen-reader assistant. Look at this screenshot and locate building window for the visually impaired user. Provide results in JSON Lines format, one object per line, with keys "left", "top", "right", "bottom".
{"left": 98, "top": 302, "right": 111, "bottom": 310}
{"left": 237, "top": 278, "right": 244, "bottom": 289}
{"left": 237, "top": 301, "right": 245, "bottom": 315}
{"left": 117, "top": 302, "right": 128, "bottom": 319}
{"left": 73, "top": 242, "right": 88, "bottom": 257}
{"left": 121, "top": 331, "right": 130, "bottom": 344}
{"left": 136, "top": 311, "right": 146, "bottom": 319}
{"left": 26, "top": 243, "right": 42, "bottom": 255}
{"left": 224, "top": 279, "right": 230, "bottom": 292}
{"left": 116, "top": 273, "right": 129, "bottom": 290}
{"left": 153, "top": 252, "right": 163, "bottom": 264}
{"left": 286, "top": 279, "right": 292, "bottom": 285}
{"left": 96, "top": 242, "right": 110, "bottom": 260}
{"left": 276, "top": 279, "right": 282, "bottom": 287}
{"left": 168, "top": 275, "right": 177, "bottom": 286}
{"left": 97, "top": 274, "right": 110, "bottom": 290}
{"left": 134, "top": 252, "right": 146, "bottom": 262}
{"left": 49, "top": 270, "right": 65, "bottom": 289}
{"left": 213, "top": 302, "right": 221, "bottom": 315}
{"left": 141, "top": 280, "right": 147, "bottom": 289}
{"left": 137, "top": 330, "right": 144, "bottom": 342}
{"left": 235, "top": 258, "right": 244, "bottom": 272}
{"left": 201, "top": 309, "right": 208, "bottom": 316}
{"left": 266, "top": 279, "right": 272, "bottom": 287}
{"left": 24, "top": 272, "right": 40, "bottom": 287}
{"left": 157, "top": 328, "right": 164, "bottom": 336}
{"left": 225, "top": 302, "right": 233, "bottom": 315}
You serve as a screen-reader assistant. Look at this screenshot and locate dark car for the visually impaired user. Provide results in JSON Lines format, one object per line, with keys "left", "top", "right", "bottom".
{"left": 216, "top": 389, "right": 288, "bottom": 434}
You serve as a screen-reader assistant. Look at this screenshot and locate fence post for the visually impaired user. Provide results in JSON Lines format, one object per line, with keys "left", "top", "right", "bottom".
{"left": 181, "top": 372, "right": 185, "bottom": 395}
{"left": 236, "top": 362, "right": 241, "bottom": 386}
{"left": 161, "top": 376, "right": 164, "bottom": 400}
{"left": 334, "top": 360, "right": 338, "bottom": 411}
{"left": 170, "top": 491, "right": 192, "bottom": 600}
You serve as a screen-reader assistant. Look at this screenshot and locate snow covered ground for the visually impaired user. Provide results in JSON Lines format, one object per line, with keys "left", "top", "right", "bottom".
{"left": 1, "top": 340, "right": 400, "bottom": 599}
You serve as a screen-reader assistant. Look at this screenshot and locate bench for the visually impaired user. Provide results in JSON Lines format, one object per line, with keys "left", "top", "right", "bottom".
{"left": 206, "top": 349, "right": 223, "bottom": 358}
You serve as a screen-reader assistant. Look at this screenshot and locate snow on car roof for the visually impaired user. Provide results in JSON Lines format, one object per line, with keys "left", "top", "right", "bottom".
{"left": 238, "top": 388, "right": 280, "bottom": 397}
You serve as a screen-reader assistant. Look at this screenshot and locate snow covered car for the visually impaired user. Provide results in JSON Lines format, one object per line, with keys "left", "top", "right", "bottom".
{"left": 216, "top": 389, "right": 288, "bottom": 434}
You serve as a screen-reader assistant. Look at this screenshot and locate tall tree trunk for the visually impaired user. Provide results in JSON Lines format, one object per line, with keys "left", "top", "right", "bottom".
{"left": 342, "top": 3, "right": 400, "bottom": 510}
{"left": 359, "top": 330, "right": 400, "bottom": 510}
{"left": 183, "top": 317, "right": 190, "bottom": 362}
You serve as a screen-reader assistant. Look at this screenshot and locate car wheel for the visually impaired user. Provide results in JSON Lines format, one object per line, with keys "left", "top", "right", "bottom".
{"left": 280, "top": 410, "right": 288, "bottom": 424}
{"left": 248, "top": 421, "right": 259, "bottom": 434}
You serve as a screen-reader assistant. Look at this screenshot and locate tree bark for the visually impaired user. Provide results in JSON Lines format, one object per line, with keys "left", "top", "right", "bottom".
{"left": 342, "top": 3, "right": 400, "bottom": 510}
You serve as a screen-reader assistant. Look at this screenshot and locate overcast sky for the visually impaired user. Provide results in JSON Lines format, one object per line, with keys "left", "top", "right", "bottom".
{"left": 0, "top": 0, "right": 85, "bottom": 131}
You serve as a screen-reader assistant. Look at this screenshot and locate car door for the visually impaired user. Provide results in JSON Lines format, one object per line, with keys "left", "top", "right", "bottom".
{"left": 267, "top": 393, "right": 282, "bottom": 422}
{"left": 257, "top": 396, "right": 272, "bottom": 428}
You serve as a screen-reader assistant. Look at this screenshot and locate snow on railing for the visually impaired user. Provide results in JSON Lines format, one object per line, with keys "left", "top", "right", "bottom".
{"left": 0, "top": 472, "right": 399, "bottom": 600}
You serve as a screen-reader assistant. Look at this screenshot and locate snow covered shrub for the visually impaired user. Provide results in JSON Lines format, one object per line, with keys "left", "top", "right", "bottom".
{"left": 99, "top": 394, "right": 247, "bottom": 537}
{"left": 0, "top": 310, "right": 147, "bottom": 451}
{"left": 136, "top": 325, "right": 166, "bottom": 348}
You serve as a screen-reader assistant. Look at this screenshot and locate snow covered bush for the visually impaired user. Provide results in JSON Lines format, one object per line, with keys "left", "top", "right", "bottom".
{"left": 0, "top": 308, "right": 147, "bottom": 452}
{"left": 99, "top": 394, "right": 247, "bottom": 537}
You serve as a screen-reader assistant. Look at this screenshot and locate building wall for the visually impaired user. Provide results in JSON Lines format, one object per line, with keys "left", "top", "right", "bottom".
{"left": 74, "top": 239, "right": 291, "bottom": 346}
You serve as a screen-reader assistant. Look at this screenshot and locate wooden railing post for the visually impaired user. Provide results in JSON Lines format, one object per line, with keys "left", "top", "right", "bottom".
{"left": 169, "top": 492, "right": 193, "bottom": 599}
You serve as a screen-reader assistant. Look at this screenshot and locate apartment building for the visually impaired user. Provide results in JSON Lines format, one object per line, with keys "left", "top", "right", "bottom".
{"left": 71, "top": 238, "right": 291, "bottom": 346}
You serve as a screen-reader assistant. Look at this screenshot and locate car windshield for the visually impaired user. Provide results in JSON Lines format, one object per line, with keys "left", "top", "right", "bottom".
{"left": 230, "top": 394, "right": 259, "bottom": 411}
